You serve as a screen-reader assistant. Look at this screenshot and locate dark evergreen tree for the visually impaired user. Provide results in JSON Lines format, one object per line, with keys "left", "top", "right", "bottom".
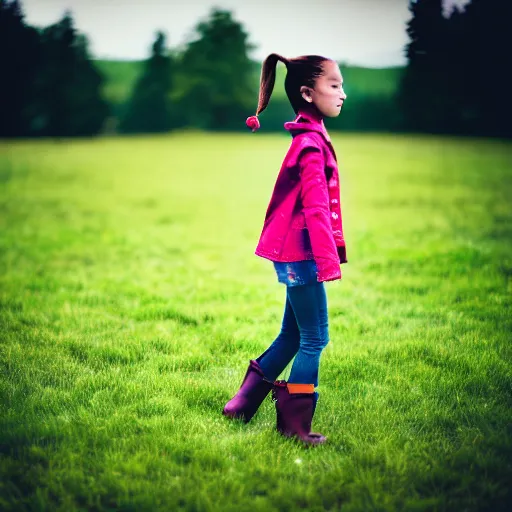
{"left": 32, "top": 10, "right": 109, "bottom": 137}
{"left": 436, "top": 4, "right": 469, "bottom": 134}
{"left": 67, "top": 32, "right": 110, "bottom": 136}
{"left": 454, "top": 0, "right": 512, "bottom": 137}
{"left": 119, "top": 31, "right": 176, "bottom": 133}
{"left": 398, "top": 0, "right": 512, "bottom": 137}
{"left": 172, "top": 8, "right": 256, "bottom": 130}
{"left": 0, "top": 0, "right": 41, "bottom": 137}
{"left": 397, "top": 0, "right": 450, "bottom": 133}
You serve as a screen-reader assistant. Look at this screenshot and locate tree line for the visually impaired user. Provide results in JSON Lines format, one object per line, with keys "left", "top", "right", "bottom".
{"left": 1, "top": 0, "right": 510, "bottom": 138}
{"left": 0, "top": 1, "right": 108, "bottom": 137}
{"left": 397, "top": 0, "right": 511, "bottom": 137}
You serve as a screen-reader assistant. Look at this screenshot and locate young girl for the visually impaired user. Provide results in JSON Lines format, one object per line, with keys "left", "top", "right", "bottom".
{"left": 223, "top": 53, "right": 348, "bottom": 446}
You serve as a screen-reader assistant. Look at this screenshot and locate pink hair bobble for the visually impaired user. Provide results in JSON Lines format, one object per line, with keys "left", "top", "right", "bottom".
{"left": 246, "top": 115, "right": 260, "bottom": 132}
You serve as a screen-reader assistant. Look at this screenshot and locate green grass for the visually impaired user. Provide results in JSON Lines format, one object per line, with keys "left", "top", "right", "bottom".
{"left": 0, "top": 132, "right": 511, "bottom": 511}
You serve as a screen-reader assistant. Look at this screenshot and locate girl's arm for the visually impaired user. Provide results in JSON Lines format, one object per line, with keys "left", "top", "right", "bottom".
{"left": 298, "top": 140, "right": 341, "bottom": 282}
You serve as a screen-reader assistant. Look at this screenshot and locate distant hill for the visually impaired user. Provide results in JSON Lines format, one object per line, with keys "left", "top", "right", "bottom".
{"left": 264, "top": 61, "right": 404, "bottom": 100}
{"left": 94, "top": 59, "right": 146, "bottom": 106}
{"left": 94, "top": 58, "right": 404, "bottom": 108}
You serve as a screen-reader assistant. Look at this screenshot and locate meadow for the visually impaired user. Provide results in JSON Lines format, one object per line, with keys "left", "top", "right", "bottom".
{"left": 0, "top": 131, "right": 511, "bottom": 511}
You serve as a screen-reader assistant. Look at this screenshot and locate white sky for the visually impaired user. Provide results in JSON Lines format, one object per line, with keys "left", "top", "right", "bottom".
{"left": 21, "top": 0, "right": 471, "bottom": 68}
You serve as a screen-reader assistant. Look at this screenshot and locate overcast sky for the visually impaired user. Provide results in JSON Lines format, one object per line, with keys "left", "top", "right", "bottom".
{"left": 21, "top": 0, "right": 470, "bottom": 68}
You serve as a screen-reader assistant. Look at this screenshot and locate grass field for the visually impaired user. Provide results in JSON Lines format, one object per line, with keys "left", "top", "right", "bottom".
{"left": 0, "top": 132, "right": 511, "bottom": 511}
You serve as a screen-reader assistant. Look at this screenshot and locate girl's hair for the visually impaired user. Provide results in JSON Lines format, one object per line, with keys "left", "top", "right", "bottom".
{"left": 254, "top": 53, "right": 333, "bottom": 117}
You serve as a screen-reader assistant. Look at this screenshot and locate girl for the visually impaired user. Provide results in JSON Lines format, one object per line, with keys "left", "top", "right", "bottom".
{"left": 223, "top": 53, "right": 348, "bottom": 446}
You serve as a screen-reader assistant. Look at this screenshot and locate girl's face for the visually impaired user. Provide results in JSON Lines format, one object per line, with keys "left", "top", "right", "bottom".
{"left": 301, "top": 60, "right": 347, "bottom": 118}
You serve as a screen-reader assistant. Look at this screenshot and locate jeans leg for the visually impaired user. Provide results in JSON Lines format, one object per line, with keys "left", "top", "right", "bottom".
{"left": 256, "top": 291, "right": 301, "bottom": 381}
{"left": 287, "top": 282, "right": 329, "bottom": 387}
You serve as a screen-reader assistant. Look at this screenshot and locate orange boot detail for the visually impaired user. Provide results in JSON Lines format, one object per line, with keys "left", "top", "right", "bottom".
{"left": 287, "top": 383, "right": 315, "bottom": 394}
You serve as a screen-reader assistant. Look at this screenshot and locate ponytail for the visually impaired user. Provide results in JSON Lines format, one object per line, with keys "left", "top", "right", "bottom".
{"left": 246, "top": 53, "right": 288, "bottom": 132}
{"left": 245, "top": 53, "right": 331, "bottom": 131}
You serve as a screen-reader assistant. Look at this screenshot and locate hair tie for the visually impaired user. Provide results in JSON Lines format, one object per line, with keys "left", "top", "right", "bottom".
{"left": 246, "top": 115, "right": 260, "bottom": 132}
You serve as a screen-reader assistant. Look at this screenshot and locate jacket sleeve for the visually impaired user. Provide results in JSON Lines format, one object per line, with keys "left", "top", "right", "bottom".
{"left": 298, "top": 141, "right": 341, "bottom": 282}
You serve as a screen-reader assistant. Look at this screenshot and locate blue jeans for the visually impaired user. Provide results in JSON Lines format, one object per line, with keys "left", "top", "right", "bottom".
{"left": 256, "top": 282, "right": 329, "bottom": 387}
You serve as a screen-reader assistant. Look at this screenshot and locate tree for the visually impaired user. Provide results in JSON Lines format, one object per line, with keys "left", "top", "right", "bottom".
{"left": 172, "top": 8, "right": 256, "bottom": 130}
{"left": 0, "top": 0, "right": 41, "bottom": 137}
{"left": 120, "top": 31, "right": 177, "bottom": 134}
{"left": 32, "top": 10, "right": 109, "bottom": 137}
{"left": 397, "top": 0, "right": 512, "bottom": 137}
{"left": 397, "top": 0, "right": 450, "bottom": 133}
{"left": 453, "top": 0, "right": 512, "bottom": 137}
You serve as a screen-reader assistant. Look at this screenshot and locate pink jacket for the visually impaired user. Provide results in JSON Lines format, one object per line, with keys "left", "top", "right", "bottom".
{"left": 255, "top": 109, "right": 348, "bottom": 282}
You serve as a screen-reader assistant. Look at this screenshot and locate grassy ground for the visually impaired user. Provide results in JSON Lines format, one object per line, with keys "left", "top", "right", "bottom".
{"left": 0, "top": 132, "right": 511, "bottom": 511}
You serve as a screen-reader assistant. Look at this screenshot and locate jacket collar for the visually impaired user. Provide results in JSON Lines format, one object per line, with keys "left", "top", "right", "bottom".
{"left": 284, "top": 108, "right": 331, "bottom": 143}
{"left": 284, "top": 109, "right": 338, "bottom": 164}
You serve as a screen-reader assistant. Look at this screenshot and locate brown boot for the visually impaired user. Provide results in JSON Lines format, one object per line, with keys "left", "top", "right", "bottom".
{"left": 222, "top": 360, "right": 274, "bottom": 423}
{"left": 272, "top": 380, "right": 326, "bottom": 446}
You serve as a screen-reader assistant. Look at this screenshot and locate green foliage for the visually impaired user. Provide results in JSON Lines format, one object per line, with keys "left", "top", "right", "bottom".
{"left": 4, "top": 0, "right": 511, "bottom": 137}
{"left": 398, "top": 0, "right": 512, "bottom": 137}
{"left": 0, "top": 0, "right": 43, "bottom": 137}
{"left": 96, "top": 57, "right": 405, "bottom": 133}
{"left": 398, "top": 0, "right": 452, "bottom": 133}
{"left": 32, "top": 11, "right": 109, "bottom": 137}
{"left": 1, "top": 2, "right": 405, "bottom": 136}
{"left": 447, "top": 0, "right": 512, "bottom": 137}
{"left": 0, "top": 2, "right": 109, "bottom": 137}
{"left": 100, "top": 58, "right": 403, "bottom": 106}
{"left": 1, "top": 133, "right": 511, "bottom": 510}
{"left": 119, "top": 32, "right": 177, "bottom": 134}
{"left": 171, "top": 8, "right": 256, "bottom": 130}
{"left": 93, "top": 59, "right": 145, "bottom": 109}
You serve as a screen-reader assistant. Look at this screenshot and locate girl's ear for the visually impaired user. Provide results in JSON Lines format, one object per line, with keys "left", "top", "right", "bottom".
{"left": 300, "top": 85, "right": 313, "bottom": 103}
